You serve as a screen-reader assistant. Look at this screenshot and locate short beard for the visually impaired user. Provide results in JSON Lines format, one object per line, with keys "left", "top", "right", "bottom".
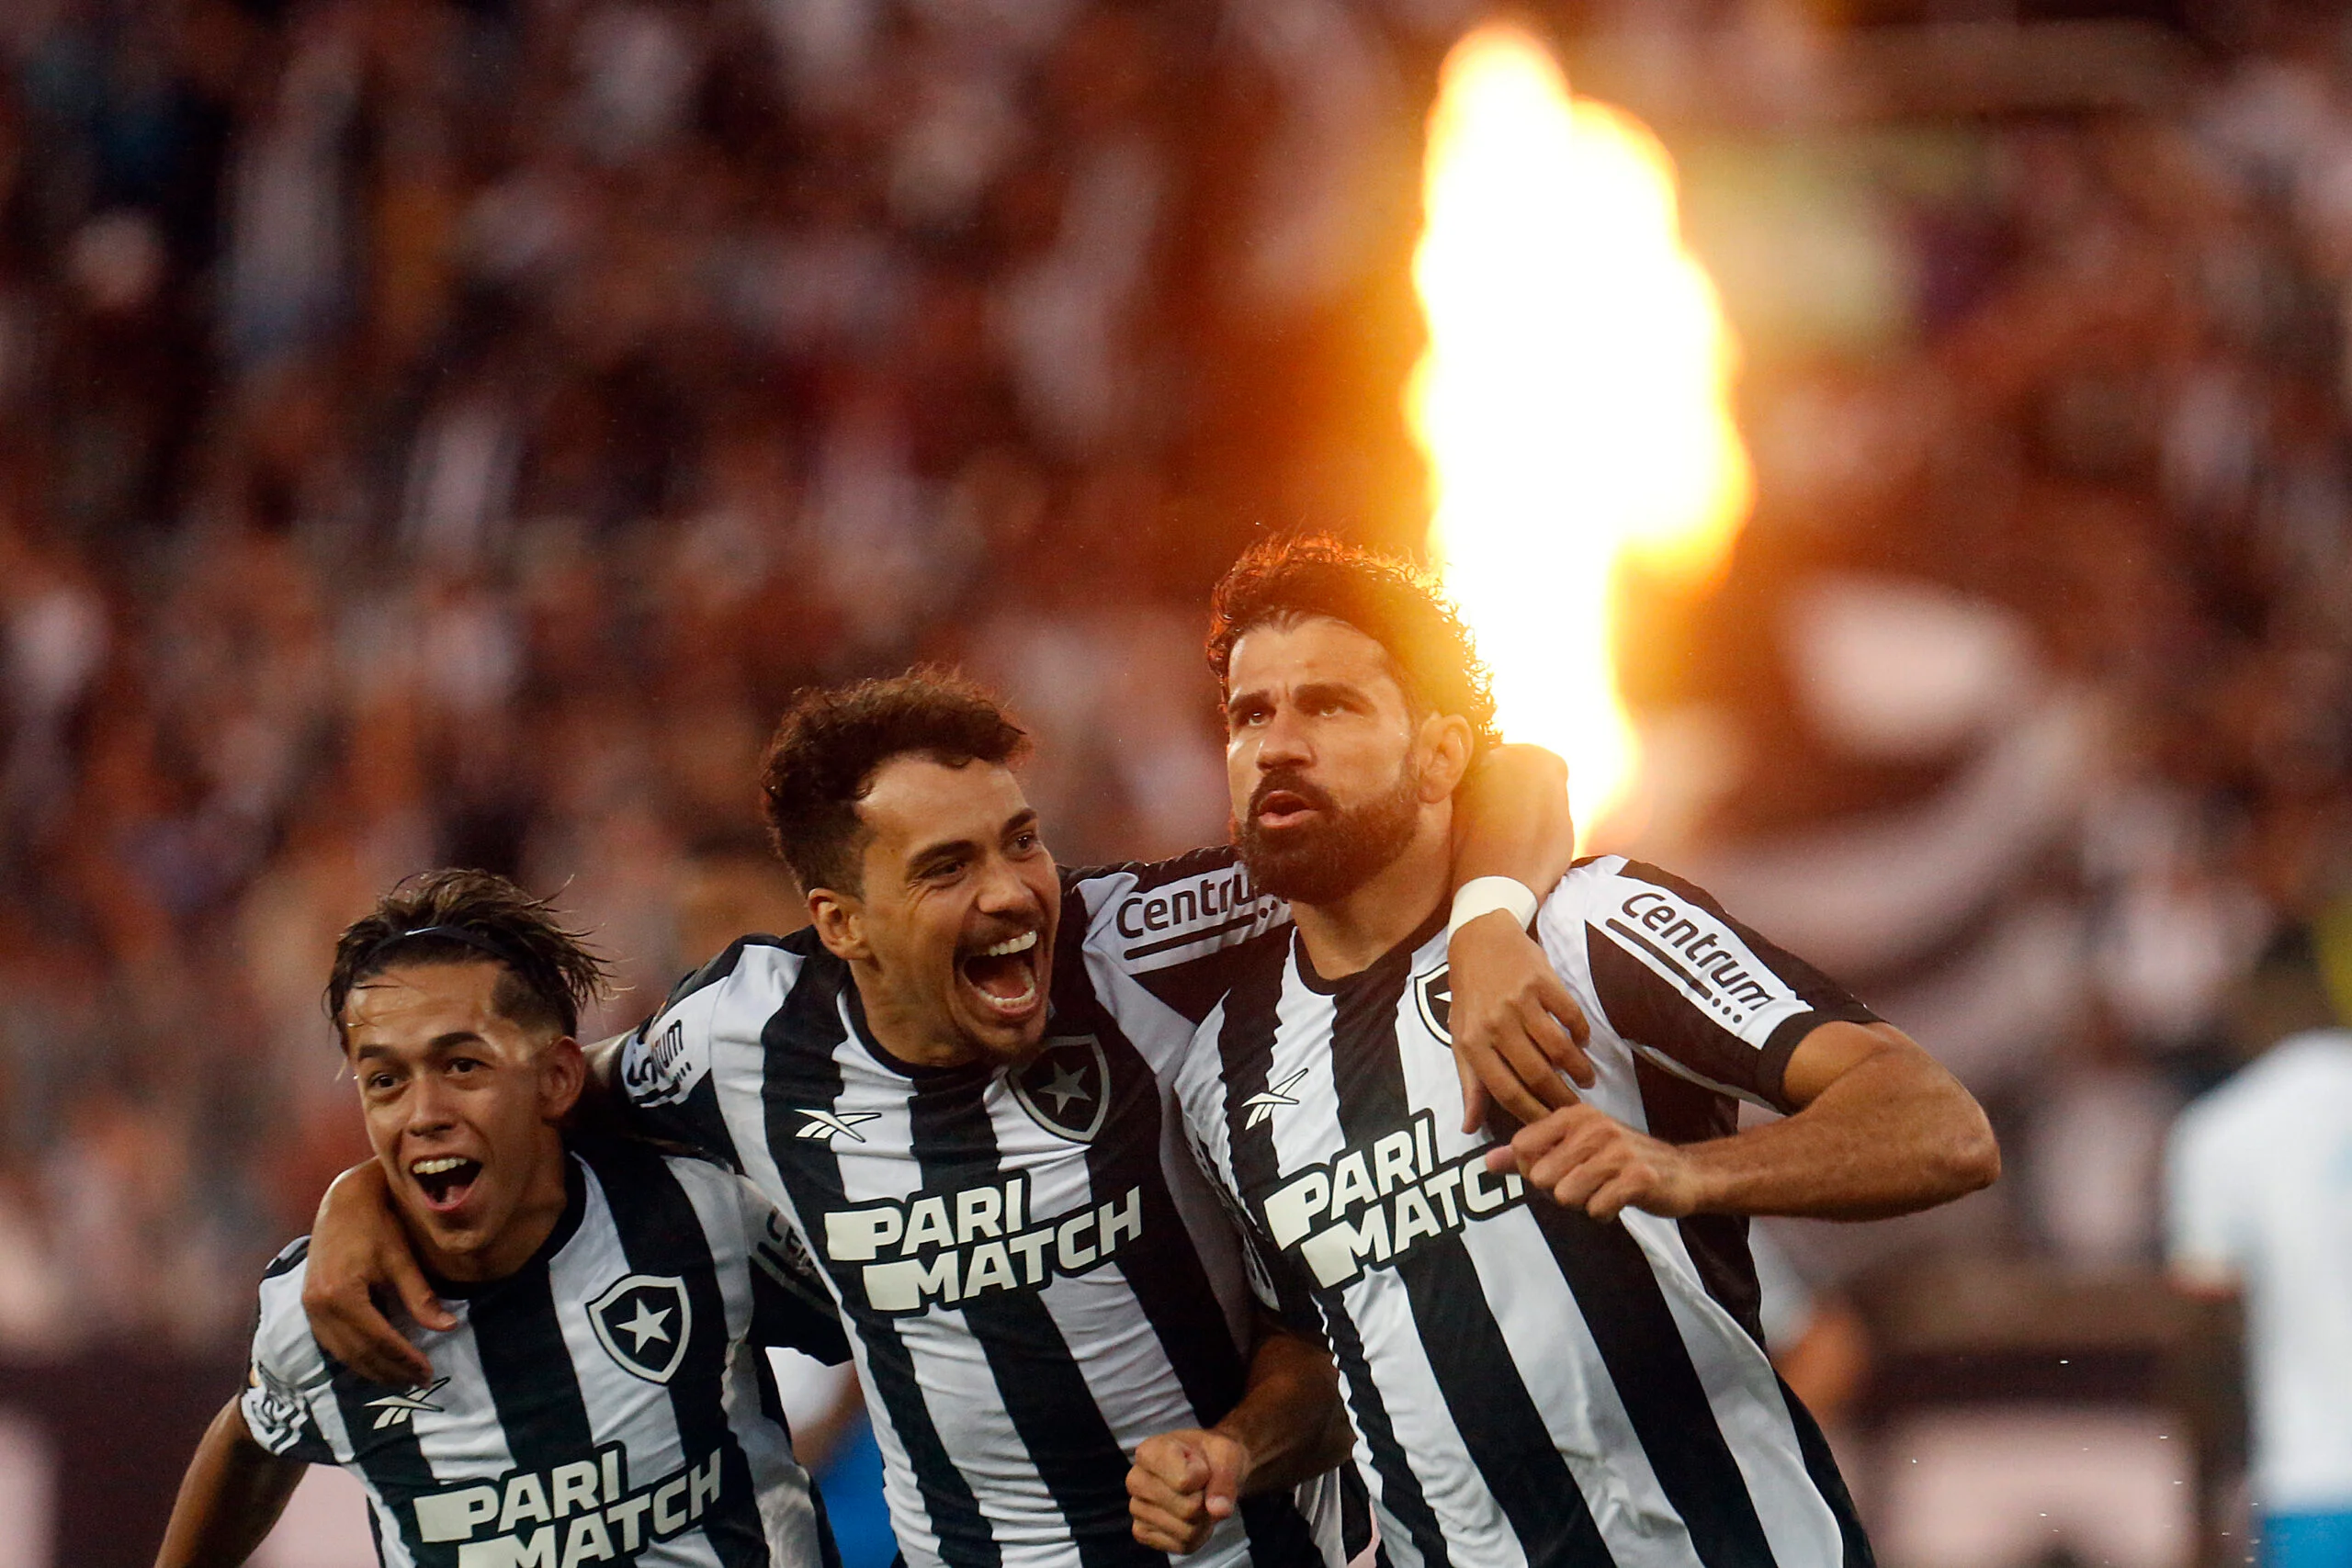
{"left": 1234, "top": 763, "right": 1423, "bottom": 906}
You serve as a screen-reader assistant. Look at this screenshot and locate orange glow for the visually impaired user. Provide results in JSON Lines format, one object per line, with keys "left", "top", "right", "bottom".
{"left": 1410, "top": 22, "right": 1750, "bottom": 845}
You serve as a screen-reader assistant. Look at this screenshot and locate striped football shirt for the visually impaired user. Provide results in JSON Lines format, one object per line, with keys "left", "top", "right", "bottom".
{"left": 614, "top": 851, "right": 1356, "bottom": 1568}
{"left": 1172, "top": 855, "right": 1880, "bottom": 1568}
{"left": 243, "top": 1142, "right": 851, "bottom": 1568}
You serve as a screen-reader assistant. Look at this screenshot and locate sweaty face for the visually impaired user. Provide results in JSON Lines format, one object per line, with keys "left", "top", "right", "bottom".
{"left": 343, "top": 961, "right": 579, "bottom": 1283}
{"left": 842, "top": 757, "right": 1060, "bottom": 1069}
{"left": 1225, "top": 617, "right": 1427, "bottom": 905}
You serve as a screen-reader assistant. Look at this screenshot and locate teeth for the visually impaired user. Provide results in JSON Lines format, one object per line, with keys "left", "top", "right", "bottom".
{"left": 980, "top": 931, "right": 1037, "bottom": 958}
{"left": 412, "top": 1156, "right": 470, "bottom": 1177}
{"left": 983, "top": 976, "right": 1039, "bottom": 1012}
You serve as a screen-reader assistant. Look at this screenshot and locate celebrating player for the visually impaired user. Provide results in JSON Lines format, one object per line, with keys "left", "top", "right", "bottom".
{"left": 300, "top": 671, "right": 1581, "bottom": 1568}
{"left": 1152, "top": 537, "right": 2002, "bottom": 1567}
{"left": 155, "top": 871, "right": 851, "bottom": 1568}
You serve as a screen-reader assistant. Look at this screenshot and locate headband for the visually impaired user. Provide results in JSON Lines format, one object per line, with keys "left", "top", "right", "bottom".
{"left": 367, "top": 923, "right": 526, "bottom": 971}
{"left": 356, "top": 922, "right": 575, "bottom": 1032}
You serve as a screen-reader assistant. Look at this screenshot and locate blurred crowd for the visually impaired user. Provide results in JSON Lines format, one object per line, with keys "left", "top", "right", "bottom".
{"left": 1, "top": 0, "right": 2350, "bottom": 1367}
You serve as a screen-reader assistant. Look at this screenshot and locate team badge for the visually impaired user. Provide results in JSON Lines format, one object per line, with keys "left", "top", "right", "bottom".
{"left": 589, "top": 1275, "right": 692, "bottom": 1384}
{"left": 1414, "top": 966, "right": 1452, "bottom": 1044}
{"left": 1011, "top": 1034, "right": 1111, "bottom": 1143}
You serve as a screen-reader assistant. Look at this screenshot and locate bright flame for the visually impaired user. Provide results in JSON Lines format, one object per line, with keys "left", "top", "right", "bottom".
{"left": 1410, "top": 23, "right": 1750, "bottom": 844}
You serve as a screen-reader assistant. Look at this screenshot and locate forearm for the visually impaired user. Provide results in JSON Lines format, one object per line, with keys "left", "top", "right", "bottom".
{"left": 1684, "top": 1044, "right": 1998, "bottom": 1221}
{"left": 1451, "top": 744, "right": 1575, "bottom": 894}
{"left": 1216, "top": 1325, "right": 1352, "bottom": 1495}
{"left": 155, "top": 1401, "right": 307, "bottom": 1568}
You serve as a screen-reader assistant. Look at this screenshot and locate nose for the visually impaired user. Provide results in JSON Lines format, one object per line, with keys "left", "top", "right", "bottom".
{"left": 1256, "top": 703, "right": 1311, "bottom": 771}
{"left": 973, "top": 851, "right": 1043, "bottom": 919}
{"left": 406, "top": 1074, "right": 459, "bottom": 1137}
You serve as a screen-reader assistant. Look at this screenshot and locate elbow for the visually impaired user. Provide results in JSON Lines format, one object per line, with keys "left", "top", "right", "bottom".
{"left": 1938, "top": 1109, "right": 2002, "bottom": 1198}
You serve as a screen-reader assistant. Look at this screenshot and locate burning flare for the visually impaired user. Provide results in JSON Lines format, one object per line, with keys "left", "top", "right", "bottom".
{"left": 1410, "top": 22, "right": 1750, "bottom": 844}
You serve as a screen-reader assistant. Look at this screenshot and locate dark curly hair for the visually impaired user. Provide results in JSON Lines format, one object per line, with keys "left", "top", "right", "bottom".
{"left": 1206, "top": 535, "right": 1501, "bottom": 758}
{"left": 761, "top": 668, "right": 1030, "bottom": 897}
{"left": 324, "top": 869, "right": 610, "bottom": 1044}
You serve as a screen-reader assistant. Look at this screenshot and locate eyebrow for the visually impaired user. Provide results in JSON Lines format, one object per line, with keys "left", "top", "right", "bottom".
{"left": 351, "top": 1031, "right": 486, "bottom": 1063}
{"left": 906, "top": 808, "right": 1040, "bottom": 873}
{"left": 1227, "top": 679, "right": 1367, "bottom": 720}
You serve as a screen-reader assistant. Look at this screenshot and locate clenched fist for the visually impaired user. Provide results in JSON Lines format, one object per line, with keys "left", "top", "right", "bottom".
{"left": 1128, "top": 1427, "right": 1251, "bottom": 1554}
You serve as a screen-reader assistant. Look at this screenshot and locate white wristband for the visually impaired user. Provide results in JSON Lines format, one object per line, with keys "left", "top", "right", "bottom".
{"left": 1447, "top": 876, "right": 1540, "bottom": 940}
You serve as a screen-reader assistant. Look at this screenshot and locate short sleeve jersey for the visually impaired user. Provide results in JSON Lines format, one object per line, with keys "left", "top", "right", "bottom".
{"left": 1171, "top": 855, "right": 1881, "bottom": 1568}
{"left": 242, "top": 1143, "right": 849, "bottom": 1568}
{"left": 2166, "top": 1031, "right": 2352, "bottom": 1510}
{"left": 613, "top": 849, "right": 1352, "bottom": 1568}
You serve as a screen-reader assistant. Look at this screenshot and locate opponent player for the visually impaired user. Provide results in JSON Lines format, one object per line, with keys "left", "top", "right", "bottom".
{"left": 155, "top": 871, "right": 851, "bottom": 1568}
{"left": 1153, "top": 537, "right": 2001, "bottom": 1568}
{"left": 300, "top": 673, "right": 1580, "bottom": 1568}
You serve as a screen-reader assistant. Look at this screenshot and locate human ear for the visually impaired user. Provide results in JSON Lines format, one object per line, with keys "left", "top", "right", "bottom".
{"left": 1418, "top": 714, "right": 1475, "bottom": 803}
{"left": 540, "top": 1037, "right": 586, "bottom": 1122}
{"left": 809, "top": 889, "right": 869, "bottom": 963}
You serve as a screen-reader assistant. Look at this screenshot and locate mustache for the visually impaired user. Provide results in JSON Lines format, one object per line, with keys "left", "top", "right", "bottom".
{"left": 1249, "top": 770, "right": 1337, "bottom": 820}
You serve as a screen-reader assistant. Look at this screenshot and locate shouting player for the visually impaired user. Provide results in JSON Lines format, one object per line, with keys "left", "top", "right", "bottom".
{"left": 1152, "top": 537, "right": 2001, "bottom": 1568}
{"left": 300, "top": 673, "right": 1582, "bottom": 1568}
{"left": 155, "top": 871, "right": 851, "bottom": 1568}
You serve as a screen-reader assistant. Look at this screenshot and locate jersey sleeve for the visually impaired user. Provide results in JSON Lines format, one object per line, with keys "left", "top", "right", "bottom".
{"left": 616, "top": 937, "right": 805, "bottom": 1169}
{"left": 1544, "top": 857, "right": 1881, "bottom": 1115}
{"left": 733, "top": 1177, "right": 854, "bottom": 1365}
{"left": 240, "top": 1240, "right": 337, "bottom": 1464}
{"left": 1062, "top": 848, "right": 1291, "bottom": 1029}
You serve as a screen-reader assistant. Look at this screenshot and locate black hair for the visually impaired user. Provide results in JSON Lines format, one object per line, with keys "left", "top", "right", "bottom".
{"left": 760, "top": 668, "right": 1030, "bottom": 897}
{"left": 1206, "top": 534, "right": 1501, "bottom": 758}
{"left": 324, "top": 869, "right": 609, "bottom": 1043}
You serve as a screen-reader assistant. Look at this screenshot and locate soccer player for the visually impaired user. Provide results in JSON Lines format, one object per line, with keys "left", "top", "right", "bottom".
{"left": 2167, "top": 929, "right": 2352, "bottom": 1568}
{"left": 1154, "top": 537, "right": 2002, "bottom": 1568}
{"left": 155, "top": 871, "right": 852, "bottom": 1568}
{"left": 300, "top": 672, "right": 1582, "bottom": 1568}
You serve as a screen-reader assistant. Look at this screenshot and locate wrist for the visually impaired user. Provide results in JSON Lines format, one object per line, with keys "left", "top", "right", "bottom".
{"left": 1447, "top": 877, "right": 1538, "bottom": 942}
{"left": 1673, "top": 1140, "right": 1739, "bottom": 1215}
{"left": 1205, "top": 1424, "right": 1257, "bottom": 1493}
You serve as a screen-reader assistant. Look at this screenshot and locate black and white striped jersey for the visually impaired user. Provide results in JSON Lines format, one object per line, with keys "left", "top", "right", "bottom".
{"left": 614, "top": 850, "right": 1352, "bottom": 1568}
{"left": 1172, "top": 855, "right": 1880, "bottom": 1568}
{"left": 242, "top": 1142, "right": 852, "bottom": 1568}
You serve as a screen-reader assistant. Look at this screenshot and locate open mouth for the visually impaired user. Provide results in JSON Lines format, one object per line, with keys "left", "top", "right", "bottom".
{"left": 1253, "top": 789, "right": 1320, "bottom": 830}
{"left": 410, "top": 1155, "right": 483, "bottom": 1213}
{"left": 958, "top": 928, "right": 1043, "bottom": 1021}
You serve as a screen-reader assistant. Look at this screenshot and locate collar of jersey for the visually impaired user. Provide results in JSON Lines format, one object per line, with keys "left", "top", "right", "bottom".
{"left": 840, "top": 971, "right": 1005, "bottom": 1086}
{"left": 1290, "top": 899, "right": 1447, "bottom": 997}
{"left": 423, "top": 1150, "right": 590, "bottom": 1302}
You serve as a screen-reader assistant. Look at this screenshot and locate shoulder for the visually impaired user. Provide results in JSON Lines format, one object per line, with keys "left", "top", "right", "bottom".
{"left": 1063, "top": 848, "right": 1274, "bottom": 946}
{"left": 250, "top": 1238, "right": 331, "bottom": 1384}
{"left": 624, "top": 931, "right": 835, "bottom": 1105}
{"left": 662, "top": 930, "right": 827, "bottom": 1013}
{"left": 1537, "top": 854, "right": 1723, "bottom": 927}
{"left": 2176, "top": 1034, "right": 2351, "bottom": 1148}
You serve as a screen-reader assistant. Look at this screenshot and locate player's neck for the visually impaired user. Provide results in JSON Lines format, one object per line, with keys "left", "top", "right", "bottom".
{"left": 851, "top": 966, "right": 984, "bottom": 1070}
{"left": 1290, "top": 814, "right": 1453, "bottom": 979}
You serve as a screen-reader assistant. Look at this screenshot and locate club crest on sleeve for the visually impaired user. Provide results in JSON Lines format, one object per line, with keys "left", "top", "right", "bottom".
{"left": 589, "top": 1275, "right": 692, "bottom": 1383}
{"left": 1011, "top": 1034, "right": 1111, "bottom": 1143}
{"left": 1414, "top": 966, "right": 1453, "bottom": 1045}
